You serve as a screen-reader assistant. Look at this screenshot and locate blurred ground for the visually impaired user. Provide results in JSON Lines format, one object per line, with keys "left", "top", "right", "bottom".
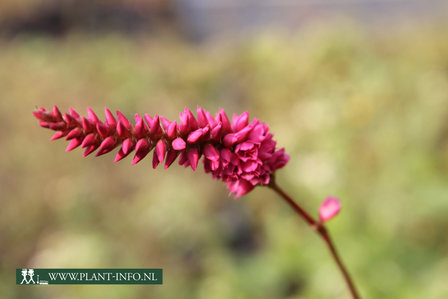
{"left": 1, "top": 1, "right": 448, "bottom": 299}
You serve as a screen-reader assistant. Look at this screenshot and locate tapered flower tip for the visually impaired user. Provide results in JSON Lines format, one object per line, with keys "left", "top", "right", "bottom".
{"left": 155, "top": 139, "right": 167, "bottom": 163}
{"left": 133, "top": 138, "right": 150, "bottom": 165}
{"left": 87, "top": 107, "right": 99, "bottom": 123}
{"left": 197, "top": 106, "right": 208, "bottom": 127}
{"left": 319, "top": 196, "right": 341, "bottom": 222}
{"left": 69, "top": 107, "right": 80, "bottom": 119}
{"left": 227, "top": 180, "right": 254, "bottom": 199}
{"left": 232, "top": 111, "right": 249, "bottom": 132}
{"left": 50, "top": 131, "right": 66, "bottom": 141}
{"left": 32, "top": 107, "right": 46, "bottom": 120}
{"left": 96, "top": 137, "right": 116, "bottom": 156}
{"left": 105, "top": 107, "right": 117, "bottom": 127}
{"left": 187, "top": 148, "right": 200, "bottom": 170}
{"left": 52, "top": 105, "right": 63, "bottom": 120}
{"left": 116, "top": 110, "right": 131, "bottom": 129}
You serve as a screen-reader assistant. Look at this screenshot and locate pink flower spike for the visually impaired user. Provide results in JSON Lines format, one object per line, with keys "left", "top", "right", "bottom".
{"left": 319, "top": 197, "right": 341, "bottom": 222}
{"left": 172, "top": 137, "right": 186, "bottom": 150}
{"left": 33, "top": 106, "right": 290, "bottom": 198}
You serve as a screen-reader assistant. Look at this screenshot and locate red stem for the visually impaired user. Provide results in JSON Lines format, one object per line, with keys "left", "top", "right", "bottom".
{"left": 268, "top": 176, "right": 360, "bottom": 299}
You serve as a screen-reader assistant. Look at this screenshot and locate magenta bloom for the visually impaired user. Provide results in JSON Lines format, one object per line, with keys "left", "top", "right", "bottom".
{"left": 33, "top": 106, "right": 289, "bottom": 198}
{"left": 319, "top": 196, "right": 341, "bottom": 222}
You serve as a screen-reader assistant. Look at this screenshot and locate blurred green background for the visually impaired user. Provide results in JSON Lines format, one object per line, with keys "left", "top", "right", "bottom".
{"left": 1, "top": 1, "right": 448, "bottom": 298}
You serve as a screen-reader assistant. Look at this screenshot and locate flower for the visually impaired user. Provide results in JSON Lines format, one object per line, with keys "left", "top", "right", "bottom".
{"left": 319, "top": 196, "right": 341, "bottom": 222}
{"left": 33, "top": 105, "right": 289, "bottom": 198}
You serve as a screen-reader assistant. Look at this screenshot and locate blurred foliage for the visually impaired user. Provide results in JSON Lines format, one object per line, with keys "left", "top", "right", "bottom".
{"left": 0, "top": 0, "right": 173, "bottom": 38}
{"left": 1, "top": 22, "right": 448, "bottom": 299}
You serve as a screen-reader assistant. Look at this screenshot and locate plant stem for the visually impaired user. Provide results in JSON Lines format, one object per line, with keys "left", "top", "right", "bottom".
{"left": 268, "top": 176, "right": 360, "bottom": 299}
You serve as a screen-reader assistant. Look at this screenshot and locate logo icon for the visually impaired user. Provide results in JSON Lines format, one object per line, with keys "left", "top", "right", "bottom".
{"left": 17, "top": 268, "right": 162, "bottom": 285}
{"left": 20, "top": 269, "right": 38, "bottom": 284}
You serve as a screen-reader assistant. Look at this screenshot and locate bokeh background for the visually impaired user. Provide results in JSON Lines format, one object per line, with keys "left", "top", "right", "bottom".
{"left": 1, "top": 0, "right": 448, "bottom": 298}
